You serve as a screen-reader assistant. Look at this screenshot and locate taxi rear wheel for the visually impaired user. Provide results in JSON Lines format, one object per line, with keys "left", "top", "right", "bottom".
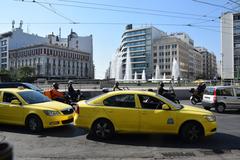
{"left": 26, "top": 115, "right": 43, "bottom": 132}
{"left": 90, "top": 119, "right": 115, "bottom": 139}
{"left": 180, "top": 122, "right": 204, "bottom": 143}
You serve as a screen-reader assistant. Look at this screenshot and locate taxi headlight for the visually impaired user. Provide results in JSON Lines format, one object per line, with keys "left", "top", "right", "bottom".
{"left": 204, "top": 115, "right": 216, "bottom": 122}
{"left": 44, "top": 110, "right": 60, "bottom": 116}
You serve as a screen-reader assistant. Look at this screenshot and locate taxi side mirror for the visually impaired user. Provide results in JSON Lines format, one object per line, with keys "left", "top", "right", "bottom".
{"left": 11, "top": 99, "right": 21, "bottom": 105}
{"left": 162, "top": 104, "right": 170, "bottom": 110}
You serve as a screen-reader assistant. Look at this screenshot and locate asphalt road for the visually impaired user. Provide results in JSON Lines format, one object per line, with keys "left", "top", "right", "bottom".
{"left": 0, "top": 100, "right": 240, "bottom": 160}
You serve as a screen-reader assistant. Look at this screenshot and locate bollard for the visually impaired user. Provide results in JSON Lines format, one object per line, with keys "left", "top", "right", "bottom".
{"left": 0, "top": 143, "right": 13, "bottom": 160}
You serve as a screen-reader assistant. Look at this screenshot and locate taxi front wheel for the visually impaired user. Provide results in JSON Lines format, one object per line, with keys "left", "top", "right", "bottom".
{"left": 26, "top": 115, "right": 43, "bottom": 132}
{"left": 180, "top": 122, "right": 203, "bottom": 143}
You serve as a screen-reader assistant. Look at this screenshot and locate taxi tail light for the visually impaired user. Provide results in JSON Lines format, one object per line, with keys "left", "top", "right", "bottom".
{"left": 213, "top": 88, "right": 217, "bottom": 103}
{"left": 75, "top": 105, "right": 80, "bottom": 114}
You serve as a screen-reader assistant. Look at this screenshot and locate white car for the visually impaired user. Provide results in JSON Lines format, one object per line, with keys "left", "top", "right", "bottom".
{"left": 202, "top": 86, "right": 240, "bottom": 113}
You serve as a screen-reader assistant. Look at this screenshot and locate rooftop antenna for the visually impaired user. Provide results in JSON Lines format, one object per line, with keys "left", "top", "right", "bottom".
{"left": 12, "top": 20, "right": 15, "bottom": 29}
{"left": 59, "top": 27, "right": 61, "bottom": 38}
{"left": 19, "top": 20, "right": 23, "bottom": 29}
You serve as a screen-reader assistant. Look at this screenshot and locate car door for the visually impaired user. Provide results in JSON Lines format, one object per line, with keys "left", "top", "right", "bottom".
{"left": 102, "top": 94, "right": 140, "bottom": 132}
{"left": 218, "top": 88, "right": 235, "bottom": 109}
{"left": 232, "top": 88, "right": 240, "bottom": 109}
{"left": 0, "top": 91, "right": 25, "bottom": 125}
{"left": 137, "top": 94, "right": 177, "bottom": 133}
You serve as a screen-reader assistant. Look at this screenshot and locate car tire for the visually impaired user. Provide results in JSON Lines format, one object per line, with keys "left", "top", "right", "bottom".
{"left": 26, "top": 115, "right": 43, "bottom": 132}
{"left": 90, "top": 119, "right": 115, "bottom": 139}
{"left": 215, "top": 104, "right": 225, "bottom": 113}
{"left": 180, "top": 122, "right": 204, "bottom": 143}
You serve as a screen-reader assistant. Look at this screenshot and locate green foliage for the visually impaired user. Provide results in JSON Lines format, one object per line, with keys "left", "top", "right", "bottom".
{"left": 17, "top": 67, "right": 35, "bottom": 82}
{"left": 0, "top": 69, "right": 12, "bottom": 82}
{"left": 0, "top": 67, "right": 36, "bottom": 82}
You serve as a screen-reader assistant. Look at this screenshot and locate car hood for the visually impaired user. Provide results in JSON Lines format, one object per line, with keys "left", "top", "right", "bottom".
{"left": 181, "top": 105, "right": 212, "bottom": 115}
{"left": 30, "top": 101, "right": 72, "bottom": 111}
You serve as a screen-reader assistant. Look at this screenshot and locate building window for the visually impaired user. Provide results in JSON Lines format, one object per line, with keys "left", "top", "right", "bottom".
{"left": 1, "top": 40, "right": 7, "bottom": 46}
{"left": 1, "top": 52, "right": 7, "bottom": 57}
{"left": 1, "top": 47, "right": 7, "bottom": 52}
{"left": 1, "top": 58, "right": 7, "bottom": 63}
{"left": 172, "top": 44, "right": 177, "bottom": 48}
{"left": 159, "top": 46, "right": 164, "bottom": 50}
{"left": 165, "top": 45, "right": 170, "bottom": 49}
{"left": 1, "top": 64, "right": 7, "bottom": 69}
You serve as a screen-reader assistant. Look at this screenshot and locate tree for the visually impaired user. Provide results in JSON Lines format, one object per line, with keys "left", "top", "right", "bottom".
{"left": 17, "top": 67, "right": 35, "bottom": 82}
{"left": 0, "top": 69, "right": 11, "bottom": 82}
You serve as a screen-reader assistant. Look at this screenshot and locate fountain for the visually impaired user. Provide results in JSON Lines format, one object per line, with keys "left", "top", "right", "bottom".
{"left": 124, "top": 49, "right": 132, "bottom": 82}
{"left": 134, "top": 72, "right": 138, "bottom": 82}
{"left": 171, "top": 58, "right": 180, "bottom": 81}
{"left": 141, "top": 69, "right": 146, "bottom": 82}
{"left": 155, "top": 64, "right": 161, "bottom": 80}
{"left": 163, "top": 73, "right": 166, "bottom": 80}
{"left": 116, "top": 55, "right": 123, "bottom": 81}
{"left": 149, "top": 65, "right": 171, "bottom": 83}
{"left": 110, "top": 52, "right": 117, "bottom": 79}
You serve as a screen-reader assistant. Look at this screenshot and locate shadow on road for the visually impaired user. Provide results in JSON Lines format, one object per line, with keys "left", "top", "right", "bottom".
{"left": 87, "top": 132, "right": 240, "bottom": 150}
{"left": 0, "top": 124, "right": 87, "bottom": 138}
{"left": 213, "top": 110, "right": 240, "bottom": 115}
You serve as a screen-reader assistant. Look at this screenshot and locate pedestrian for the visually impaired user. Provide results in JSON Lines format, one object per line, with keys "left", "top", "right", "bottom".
{"left": 113, "top": 81, "right": 122, "bottom": 91}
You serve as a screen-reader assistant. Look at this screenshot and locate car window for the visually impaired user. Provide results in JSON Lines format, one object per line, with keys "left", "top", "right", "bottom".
{"left": 204, "top": 87, "right": 214, "bottom": 95}
{"left": 235, "top": 88, "right": 240, "bottom": 97}
{"left": 103, "top": 94, "right": 135, "bottom": 108}
{"left": 218, "top": 88, "right": 234, "bottom": 96}
{"left": 138, "top": 95, "right": 164, "bottom": 110}
{"left": 3, "top": 92, "right": 19, "bottom": 103}
{"left": 18, "top": 91, "right": 50, "bottom": 104}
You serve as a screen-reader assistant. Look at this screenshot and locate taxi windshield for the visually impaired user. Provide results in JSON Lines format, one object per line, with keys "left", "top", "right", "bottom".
{"left": 19, "top": 91, "right": 50, "bottom": 104}
{"left": 155, "top": 93, "right": 183, "bottom": 110}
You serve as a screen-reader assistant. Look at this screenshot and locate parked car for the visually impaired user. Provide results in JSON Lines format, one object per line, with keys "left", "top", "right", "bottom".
{"left": 74, "top": 90, "right": 217, "bottom": 142}
{"left": 0, "top": 82, "right": 43, "bottom": 93}
{"left": 0, "top": 88, "right": 74, "bottom": 132}
{"left": 202, "top": 86, "right": 240, "bottom": 113}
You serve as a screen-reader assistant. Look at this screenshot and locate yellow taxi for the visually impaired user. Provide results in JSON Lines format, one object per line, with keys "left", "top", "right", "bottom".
{"left": 0, "top": 88, "right": 74, "bottom": 132}
{"left": 74, "top": 90, "right": 217, "bottom": 142}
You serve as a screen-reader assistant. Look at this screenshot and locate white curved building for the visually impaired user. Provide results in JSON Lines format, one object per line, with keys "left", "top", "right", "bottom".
{"left": 117, "top": 24, "right": 167, "bottom": 80}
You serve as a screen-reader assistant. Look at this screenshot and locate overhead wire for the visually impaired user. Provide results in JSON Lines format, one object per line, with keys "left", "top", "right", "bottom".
{"left": 11, "top": 0, "right": 235, "bottom": 36}
{"left": 15, "top": 0, "right": 217, "bottom": 21}
{"left": 54, "top": 0, "right": 217, "bottom": 19}
{"left": 192, "top": 0, "right": 239, "bottom": 12}
{"left": 32, "top": 0, "right": 77, "bottom": 24}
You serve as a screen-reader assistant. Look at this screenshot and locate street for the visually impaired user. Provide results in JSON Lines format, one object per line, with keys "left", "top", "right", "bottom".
{"left": 0, "top": 100, "right": 240, "bottom": 160}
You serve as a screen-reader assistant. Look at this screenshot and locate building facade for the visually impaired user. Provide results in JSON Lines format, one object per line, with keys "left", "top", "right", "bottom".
{"left": 0, "top": 23, "right": 94, "bottom": 79}
{"left": 114, "top": 24, "right": 167, "bottom": 79}
{"left": 221, "top": 12, "right": 240, "bottom": 79}
{"left": 9, "top": 44, "right": 93, "bottom": 79}
{"left": 195, "top": 47, "right": 217, "bottom": 80}
{"left": 0, "top": 28, "right": 47, "bottom": 70}
{"left": 153, "top": 36, "right": 203, "bottom": 80}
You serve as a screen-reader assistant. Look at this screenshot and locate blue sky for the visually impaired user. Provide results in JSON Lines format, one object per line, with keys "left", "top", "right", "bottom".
{"left": 0, "top": 0, "right": 232, "bottom": 78}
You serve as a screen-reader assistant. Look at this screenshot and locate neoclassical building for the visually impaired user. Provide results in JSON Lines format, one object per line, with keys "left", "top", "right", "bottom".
{"left": 9, "top": 44, "right": 93, "bottom": 79}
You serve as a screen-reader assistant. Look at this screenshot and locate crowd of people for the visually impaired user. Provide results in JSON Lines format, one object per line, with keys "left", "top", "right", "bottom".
{"left": 42, "top": 80, "right": 206, "bottom": 105}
